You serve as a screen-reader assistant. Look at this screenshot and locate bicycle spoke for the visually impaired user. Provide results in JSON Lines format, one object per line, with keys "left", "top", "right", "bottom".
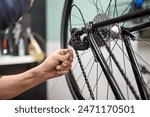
{"left": 61, "top": 0, "right": 150, "bottom": 100}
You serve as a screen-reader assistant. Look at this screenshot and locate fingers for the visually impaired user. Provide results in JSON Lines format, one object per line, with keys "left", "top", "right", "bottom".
{"left": 56, "top": 69, "right": 70, "bottom": 76}
{"left": 56, "top": 60, "right": 72, "bottom": 76}
{"left": 55, "top": 48, "right": 73, "bottom": 76}
{"left": 62, "top": 60, "right": 72, "bottom": 67}
{"left": 56, "top": 65, "right": 62, "bottom": 71}
{"left": 56, "top": 66, "right": 70, "bottom": 76}
{"left": 69, "top": 49, "right": 74, "bottom": 61}
{"left": 58, "top": 49, "right": 70, "bottom": 55}
{"left": 56, "top": 61, "right": 72, "bottom": 71}
{"left": 58, "top": 49, "right": 73, "bottom": 62}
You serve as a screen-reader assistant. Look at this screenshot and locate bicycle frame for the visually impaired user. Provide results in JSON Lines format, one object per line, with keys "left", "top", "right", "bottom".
{"left": 88, "top": 33, "right": 125, "bottom": 100}
{"left": 61, "top": 0, "right": 150, "bottom": 100}
{"left": 89, "top": 8, "right": 150, "bottom": 100}
{"left": 92, "top": 8, "right": 150, "bottom": 29}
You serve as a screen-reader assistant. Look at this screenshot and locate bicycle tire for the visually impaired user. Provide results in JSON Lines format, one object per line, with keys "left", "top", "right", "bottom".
{"left": 61, "top": 0, "right": 150, "bottom": 100}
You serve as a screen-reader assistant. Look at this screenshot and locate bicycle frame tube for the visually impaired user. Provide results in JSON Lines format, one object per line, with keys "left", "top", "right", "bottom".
{"left": 122, "top": 28, "right": 149, "bottom": 100}
{"left": 127, "top": 22, "right": 150, "bottom": 32}
{"left": 92, "top": 8, "right": 150, "bottom": 29}
{"left": 89, "top": 33, "right": 125, "bottom": 100}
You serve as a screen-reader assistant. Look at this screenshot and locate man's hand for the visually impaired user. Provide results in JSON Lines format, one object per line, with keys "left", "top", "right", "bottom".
{"left": 38, "top": 49, "right": 74, "bottom": 78}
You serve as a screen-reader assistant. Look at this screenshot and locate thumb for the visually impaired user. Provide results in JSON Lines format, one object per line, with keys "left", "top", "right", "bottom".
{"left": 58, "top": 50, "right": 70, "bottom": 62}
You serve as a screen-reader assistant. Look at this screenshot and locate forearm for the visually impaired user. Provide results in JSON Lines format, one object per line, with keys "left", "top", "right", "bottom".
{"left": 0, "top": 49, "right": 73, "bottom": 99}
{"left": 0, "top": 65, "right": 50, "bottom": 100}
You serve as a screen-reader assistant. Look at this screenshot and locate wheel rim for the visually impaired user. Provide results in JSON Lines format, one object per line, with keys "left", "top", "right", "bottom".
{"left": 61, "top": 0, "right": 150, "bottom": 100}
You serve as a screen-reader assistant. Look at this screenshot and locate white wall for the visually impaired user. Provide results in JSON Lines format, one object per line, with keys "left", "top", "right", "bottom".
{"left": 46, "top": 0, "right": 65, "bottom": 40}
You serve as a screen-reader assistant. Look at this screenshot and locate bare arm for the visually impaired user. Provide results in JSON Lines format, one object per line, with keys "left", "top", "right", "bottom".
{"left": 0, "top": 49, "right": 73, "bottom": 99}
{"left": 0, "top": 67, "right": 48, "bottom": 99}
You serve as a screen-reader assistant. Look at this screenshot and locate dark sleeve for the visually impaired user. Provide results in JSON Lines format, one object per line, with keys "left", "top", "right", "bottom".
{"left": 0, "top": 0, "right": 31, "bottom": 31}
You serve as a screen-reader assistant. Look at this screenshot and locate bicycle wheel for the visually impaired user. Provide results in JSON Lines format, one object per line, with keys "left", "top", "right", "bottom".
{"left": 61, "top": 0, "right": 150, "bottom": 100}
